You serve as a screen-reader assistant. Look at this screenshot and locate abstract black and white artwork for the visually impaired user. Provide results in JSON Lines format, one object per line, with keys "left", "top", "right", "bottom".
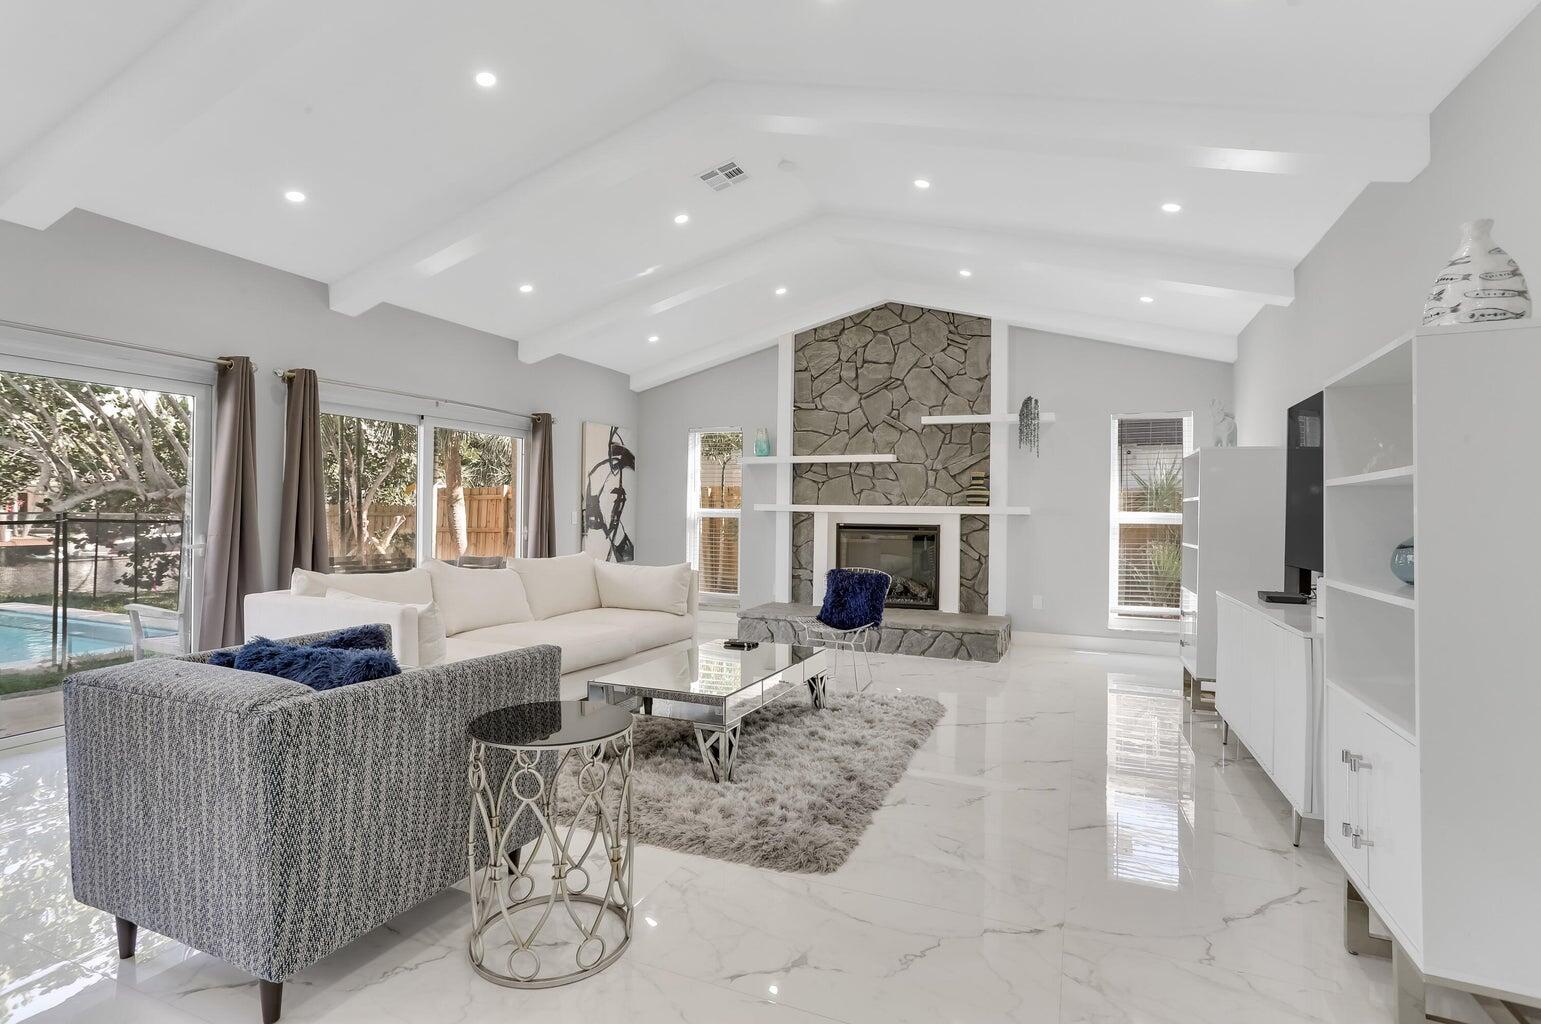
{"left": 580, "top": 421, "right": 636, "bottom": 563}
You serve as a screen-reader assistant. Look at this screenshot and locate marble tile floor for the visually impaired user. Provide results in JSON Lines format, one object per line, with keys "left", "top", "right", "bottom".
{"left": 2, "top": 642, "right": 1449, "bottom": 1024}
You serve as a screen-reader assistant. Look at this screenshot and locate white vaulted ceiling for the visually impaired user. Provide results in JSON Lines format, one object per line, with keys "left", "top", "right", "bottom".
{"left": 3, "top": 0, "right": 1535, "bottom": 388}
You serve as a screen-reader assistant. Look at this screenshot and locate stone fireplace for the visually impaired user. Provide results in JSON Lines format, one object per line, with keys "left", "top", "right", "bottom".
{"left": 836, "top": 523, "right": 941, "bottom": 611}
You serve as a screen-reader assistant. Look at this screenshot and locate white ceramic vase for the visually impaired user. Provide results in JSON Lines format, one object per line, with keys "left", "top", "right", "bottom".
{"left": 1422, "top": 218, "right": 1530, "bottom": 327}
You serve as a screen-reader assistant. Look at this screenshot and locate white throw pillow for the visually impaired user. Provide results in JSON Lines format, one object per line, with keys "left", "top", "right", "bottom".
{"left": 594, "top": 561, "right": 692, "bottom": 616}
{"left": 292, "top": 566, "right": 433, "bottom": 605}
{"left": 510, "top": 552, "right": 601, "bottom": 620}
{"left": 323, "top": 591, "right": 448, "bottom": 667}
{"left": 424, "top": 559, "right": 534, "bottom": 635}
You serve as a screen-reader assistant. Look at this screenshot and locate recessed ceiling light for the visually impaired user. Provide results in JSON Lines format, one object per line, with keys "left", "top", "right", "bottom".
{"left": 518, "top": 283, "right": 534, "bottom": 294}
{"left": 647, "top": 335, "right": 660, "bottom": 343}
{"left": 958, "top": 268, "right": 972, "bottom": 277}
{"left": 673, "top": 213, "right": 690, "bottom": 225}
{"left": 1161, "top": 202, "right": 1182, "bottom": 214}
{"left": 474, "top": 71, "right": 497, "bottom": 88}
{"left": 774, "top": 286, "right": 787, "bottom": 296}
{"left": 284, "top": 190, "right": 306, "bottom": 203}
{"left": 1139, "top": 295, "right": 1156, "bottom": 303}
{"left": 913, "top": 178, "right": 931, "bottom": 190}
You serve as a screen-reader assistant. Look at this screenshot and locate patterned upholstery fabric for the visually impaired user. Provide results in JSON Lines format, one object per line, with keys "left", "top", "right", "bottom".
{"left": 64, "top": 628, "right": 560, "bottom": 984}
{"left": 817, "top": 568, "right": 890, "bottom": 631}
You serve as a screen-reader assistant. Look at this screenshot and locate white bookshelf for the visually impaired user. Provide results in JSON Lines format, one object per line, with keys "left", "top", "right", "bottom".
{"left": 1320, "top": 321, "right": 1541, "bottom": 1006}
{"left": 1178, "top": 446, "right": 1287, "bottom": 685}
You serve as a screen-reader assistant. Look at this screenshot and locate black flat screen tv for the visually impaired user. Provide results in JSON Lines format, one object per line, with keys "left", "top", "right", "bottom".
{"left": 1284, "top": 391, "right": 1324, "bottom": 593}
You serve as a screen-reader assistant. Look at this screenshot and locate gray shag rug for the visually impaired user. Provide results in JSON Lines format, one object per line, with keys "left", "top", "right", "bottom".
{"left": 556, "top": 693, "right": 946, "bottom": 873}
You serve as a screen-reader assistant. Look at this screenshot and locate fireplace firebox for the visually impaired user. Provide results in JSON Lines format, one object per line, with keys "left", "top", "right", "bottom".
{"left": 835, "top": 524, "right": 941, "bottom": 611}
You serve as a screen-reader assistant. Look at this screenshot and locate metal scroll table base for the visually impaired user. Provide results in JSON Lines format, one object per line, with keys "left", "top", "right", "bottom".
{"left": 466, "top": 729, "right": 634, "bottom": 988}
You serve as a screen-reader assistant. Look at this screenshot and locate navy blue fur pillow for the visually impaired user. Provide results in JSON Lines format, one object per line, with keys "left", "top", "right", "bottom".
{"left": 817, "top": 569, "right": 889, "bottom": 631}
{"left": 230, "top": 636, "right": 400, "bottom": 691}
{"left": 308, "top": 623, "right": 390, "bottom": 652}
{"left": 206, "top": 624, "right": 389, "bottom": 673}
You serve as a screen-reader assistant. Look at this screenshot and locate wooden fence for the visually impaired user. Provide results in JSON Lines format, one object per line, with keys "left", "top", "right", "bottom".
{"left": 328, "top": 485, "right": 518, "bottom": 567}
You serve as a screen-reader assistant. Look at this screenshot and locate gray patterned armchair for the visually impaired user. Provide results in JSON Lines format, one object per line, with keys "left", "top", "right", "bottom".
{"left": 63, "top": 629, "right": 560, "bottom": 1024}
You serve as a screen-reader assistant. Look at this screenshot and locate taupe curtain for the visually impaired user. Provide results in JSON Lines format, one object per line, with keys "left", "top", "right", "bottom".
{"left": 527, "top": 412, "right": 556, "bottom": 557}
{"left": 198, "top": 356, "right": 263, "bottom": 649}
{"left": 277, "top": 368, "right": 328, "bottom": 580}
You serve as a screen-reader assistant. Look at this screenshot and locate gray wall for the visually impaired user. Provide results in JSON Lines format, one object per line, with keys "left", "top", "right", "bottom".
{"left": 0, "top": 211, "right": 638, "bottom": 593}
{"left": 1007, "top": 327, "right": 1233, "bottom": 640}
{"left": 635, "top": 346, "right": 779, "bottom": 607}
{"left": 1235, "top": 6, "right": 1541, "bottom": 443}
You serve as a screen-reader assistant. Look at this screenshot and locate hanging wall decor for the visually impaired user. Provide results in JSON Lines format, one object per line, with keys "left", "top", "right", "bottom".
{"left": 579, "top": 421, "right": 636, "bottom": 562}
{"left": 1422, "top": 219, "right": 1531, "bottom": 327}
{"left": 1017, "top": 396, "right": 1040, "bottom": 456}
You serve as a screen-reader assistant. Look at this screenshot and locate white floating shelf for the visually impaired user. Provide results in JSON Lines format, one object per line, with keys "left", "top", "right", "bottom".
{"left": 741, "top": 453, "right": 897, "bottom": 465}
{"left": 1323, "top": 576, "right": 1416, "bottom": 610}
{"left": 753, "top": 503, "right": 1029, "bottom": 516}
{"left": 1325, "top": 465, "right": 1414, "bottom": 488}
{"left": 919, "top": 412, "right": 1057, "bottom": 425}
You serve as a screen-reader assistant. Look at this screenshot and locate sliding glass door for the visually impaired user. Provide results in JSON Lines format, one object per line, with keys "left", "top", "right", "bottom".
{"left": 0, "top": 358, "right": 208, "bottom": 740}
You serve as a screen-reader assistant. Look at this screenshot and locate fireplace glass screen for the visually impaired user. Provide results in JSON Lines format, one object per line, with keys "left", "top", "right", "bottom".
{"left": 835, "top": 524, "right": 941, "bottom": 611}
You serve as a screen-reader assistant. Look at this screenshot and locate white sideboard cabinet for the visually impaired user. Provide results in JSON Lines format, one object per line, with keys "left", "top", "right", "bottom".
{"left": 1213, "top": 590, "right": 1322, "bottom": 844}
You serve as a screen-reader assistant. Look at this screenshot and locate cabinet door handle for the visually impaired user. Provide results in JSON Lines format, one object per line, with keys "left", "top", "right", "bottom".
{"left": 1341, "top": 749, "right": 1363, "bottom": 772}
{"left": 1350, "top": 829, "right": 1375, "bottom": 850}
{"left": 1341, "top": 822, "right": 1353, "bottom": 838}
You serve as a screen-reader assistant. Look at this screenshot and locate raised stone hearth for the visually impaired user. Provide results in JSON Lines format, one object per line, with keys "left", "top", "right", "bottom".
{"left": 737, "top": 602, "right": 1011, "bottom": 663}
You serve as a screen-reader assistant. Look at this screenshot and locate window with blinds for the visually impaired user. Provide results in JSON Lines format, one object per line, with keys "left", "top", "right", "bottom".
{"left": 687, "top": 429, "right": 742, "bottom": 598}
{"left": 1109, "top": 415, "right": 1189, "bottom": 621}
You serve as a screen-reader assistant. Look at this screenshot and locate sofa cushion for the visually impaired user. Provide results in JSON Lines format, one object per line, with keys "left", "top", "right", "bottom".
{"left": 423, "top": 559, "right": 533, "bottom": 635}
{"left": 452, "top": 618, "right": 633, "bottom": 674}
{"left": 324, "top": 592, "right": 448, "bottom": 666}
{"left": 594, "top": 561, "right": 692, "bottom": 616}
{"left": 442, "top": 636, "right": 514, "bottom": 664}
{"left": 291, "top": 566, "right": 433, "bottom": 605}
{"left": 510, "top": 553, "right": 601, "bottom": 620}
{"left": 229, "top": 637, "right": 401, "bottom": 690}
{"left": 551, "top": 607, "right": 694, "bottom": 652}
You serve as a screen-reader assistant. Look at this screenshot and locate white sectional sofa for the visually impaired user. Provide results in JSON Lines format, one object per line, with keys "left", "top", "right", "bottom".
{"left": 244, "top": 553, "right": 697, "bottom": 694}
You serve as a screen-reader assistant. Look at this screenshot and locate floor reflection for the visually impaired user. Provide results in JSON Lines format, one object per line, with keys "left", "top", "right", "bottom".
{"left": 1100, "top": 674, "right": 1194, "bottom": 889}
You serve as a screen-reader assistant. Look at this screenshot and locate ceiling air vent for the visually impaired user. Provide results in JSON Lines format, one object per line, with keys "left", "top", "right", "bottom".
{"left": 698, "top": 161, "right": 748, "bottom": 192}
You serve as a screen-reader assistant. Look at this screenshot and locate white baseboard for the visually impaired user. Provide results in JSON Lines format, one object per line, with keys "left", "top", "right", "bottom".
{"left": 1014, "top": 630, "right": 1178, "bottom": 656}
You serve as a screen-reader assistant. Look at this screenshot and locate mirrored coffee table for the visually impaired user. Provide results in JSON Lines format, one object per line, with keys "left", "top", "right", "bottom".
{"left": 587, "top": 641, "right": 829, "bottom": 782}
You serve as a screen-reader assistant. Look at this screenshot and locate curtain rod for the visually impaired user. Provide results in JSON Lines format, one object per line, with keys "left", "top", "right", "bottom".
{"left": 274, "top": 369, "right": 542, "bottom": 424}
{"left": 0, "top": 318, "right": 233, "bottom": 369}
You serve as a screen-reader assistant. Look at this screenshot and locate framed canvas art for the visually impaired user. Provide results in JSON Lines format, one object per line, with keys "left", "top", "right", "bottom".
{"left": 579, "top": 421, "right": 636, "bottom": 562}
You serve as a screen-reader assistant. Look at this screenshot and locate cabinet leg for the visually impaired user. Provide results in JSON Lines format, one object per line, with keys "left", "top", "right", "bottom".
{"left": 1291, "top": 809, "right": 1303, "bottom": 848}
{"left": 1343, "top": 881, "right": 1391, "bottom": 959}
{"left": 1391, "top": 941, "right": 1425, "bottom": 1024}
{"left": 1220, "top": 718, "right": 1230, "bottom": 746}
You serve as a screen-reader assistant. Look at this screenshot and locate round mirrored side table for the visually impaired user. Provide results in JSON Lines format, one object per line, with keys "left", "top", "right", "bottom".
{"left": 466, "top": 699, "right": 634, "bottom": 988}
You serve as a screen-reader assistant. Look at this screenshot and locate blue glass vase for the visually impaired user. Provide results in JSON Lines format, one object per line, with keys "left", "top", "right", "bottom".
{"left": 1390, "top": 538, "right": 1415, "bottom": 586}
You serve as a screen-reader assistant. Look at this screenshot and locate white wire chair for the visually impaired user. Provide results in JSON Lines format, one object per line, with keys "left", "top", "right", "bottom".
{"left": 793, "top": 567, "right": 891, "bottom": 695}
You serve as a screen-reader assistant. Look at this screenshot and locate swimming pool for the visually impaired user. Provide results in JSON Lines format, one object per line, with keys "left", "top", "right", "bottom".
{"left": 0, "top": 608, "right": 176, "bottom": 665}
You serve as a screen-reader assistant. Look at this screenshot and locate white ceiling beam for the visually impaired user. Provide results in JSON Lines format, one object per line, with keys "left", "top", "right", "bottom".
{"left": 527, "top": 212, "right": 1286, "bottom": 359}
{"left": 627, "top": 282, "right": 891, "bottom": 392}
{"left": 883, "top": 279, "right": 1237, "bottom": 363}
{"left": 825, "top": 213, "right": 1294, "bottom": 305}
{"left": 518, "top": 218, "right": 833, "bottom": 363}
{"left": 0, "top": 0, "right": 350, "bottom": 230}
{"left": 727, "top": 81, "right": 1428, "bottom": 181}
{"left": 328, "top": 85, "right": 737, "bottom": 317}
